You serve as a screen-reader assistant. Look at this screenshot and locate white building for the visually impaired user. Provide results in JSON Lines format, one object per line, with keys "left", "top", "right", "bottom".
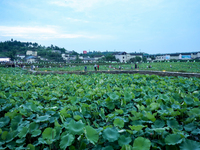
{"left": 26, "top": 51, "right": 37, "bottom": 56}
{"left": 16, "top": 54, "right": 25, "bottom": 59}
{"left": 115, "top": 52, "right": 143, "bottom": 63}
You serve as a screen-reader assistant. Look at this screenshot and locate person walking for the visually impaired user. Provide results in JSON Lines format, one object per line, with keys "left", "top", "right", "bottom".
{"left": 85, "top": 66, "right": 87, "bottom": 71}
{"left": 94, "top": 64, "right": 97, "bottom": 71}
{"left": 97, "top": 65, "right": 99, "bottom": 71}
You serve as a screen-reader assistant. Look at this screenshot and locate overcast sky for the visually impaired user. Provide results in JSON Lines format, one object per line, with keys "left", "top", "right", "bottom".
{"left": 0, "top": 0, "right": 200, "bottom": 54}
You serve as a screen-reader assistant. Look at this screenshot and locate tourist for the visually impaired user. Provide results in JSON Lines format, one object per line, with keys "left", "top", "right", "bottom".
{"left": 94, "top": 64, "right": 97, "bottom": 71}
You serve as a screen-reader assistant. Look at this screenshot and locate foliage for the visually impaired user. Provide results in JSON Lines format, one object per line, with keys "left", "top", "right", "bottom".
{"left": 0, "top": 68, "right": 200, "bottom": 149}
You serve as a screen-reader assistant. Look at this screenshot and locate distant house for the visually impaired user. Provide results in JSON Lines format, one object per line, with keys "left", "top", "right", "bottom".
{"left": 26, "top": 50, "right": 37, "bottom": 56}
{"left": 169, "top": 54, "right": 180, "bottom": 60}
{"left": 93, "top": 55, "right": 104, "bottom": 61}
{"left": 24, "top": 56, "right": 38, "bottom": 63}
{"left": 0, "top": 57, "right": 10, "bottom": 62}
{"left": 115, "top": 52, "right": 128, "bottom": 63}
{"left": 83, "top": 58, "right": 96, "bottom": 63}
{"left": 114, "top": 52, "right": 143, "bottom": 63}
{"left": 51, "top": 50, "right": 61, "bottom": 54}
{"left": 16, "top": 54, "right": 25, "bottom": 59}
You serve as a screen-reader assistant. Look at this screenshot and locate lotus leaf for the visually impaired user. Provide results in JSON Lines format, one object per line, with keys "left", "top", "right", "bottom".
{"left": 102, "top": 146, "right": 114, "bottom": 150}
{"left": 0, "top": 116, "right": 10, "bottom": 128}
{"left": 121, "top": 145, "right": 133, "bottom": 150}
{"left": 165, "top": 134, "right": 182, "bottom": 145}
{"left": 31, "top": 129, "right": 41, "bottom": 137}
{"left": 1, "top": 131, "right": 8, "bottom": 140}
{"left": 152, "top": 120, "right": 165, "bottom": 128}
{"left": 118, "top": 135, "right": 132, "bottom": 147}
{"left": 179, "top": 139, "right": 200, "bottom": 150}
{"left": 18, "top": 127, "right": 29, "bottom": 138}
{"left": 27, "top": 144, "right": 35, "bottom": 150}
{"left": 129, "top": 125, "right": 145, "bottom": 131}
{"left": 146, "top": 112, "right": 156, "bottom": 122}
{"left": 184, "top": 123, "right": 196, "bottom": 132}
{"left": 167, "top": 120, "right": 179, "bottom": 129}
{"left": 191, "top": 129, "right": 200, "bottom": 135}
{"left": 29, "top": 122, "right": 39, "bottom": 132}
{"left": 103, "top": 127, "right": 119, "bottom": 142}
{"left": 133, "top": 137, "right": 151, "bottom": 150}
{"left": 6, "top": 131, "right": 18, "bottom": 143}
{"left": 42, "top": 128, "right": 56, "bottom": 144}
{"left": 59, "top": 134, "right": 74, "bottom": 150}
{"left": 109, "top": 93, "right": 119, "bottom": 101}
{"left": 150, "top": 102, "right": 160, "bottom": 111}
{"left": 35, "top": 115, "right": 50, "bottom": 123}
{"left": 84, "top": 126, "right": 99, "bottom": 144}
{"left": 16, "top": 138, "right": 26, "bottom": 144}
{"left": 67, "top": 120, "right": 85, "bottom": 135}
{"left": 114, "top": 118, "right": 124, "bottom": 128}
{"left": 184, "top": 97, "right": 194, "bottom": 105}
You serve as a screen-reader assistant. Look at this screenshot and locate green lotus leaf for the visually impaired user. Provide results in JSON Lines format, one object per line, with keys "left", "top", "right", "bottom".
{"left": 29, "top": 122, "right": 39, "bottom": 132}
{"left": 27, "top": 144, "right": 35, "bottom": 150}
{"left": 106, "top": 102, "right": 115, "bottom": 110}
{"left": 5, "top": 110, "right": 18, "bottom": 120}
{"left": 6, "top": 131, "right": 18, "bottom": 143}
{"left": 167, "top": 120, "right": 179, "bottom": 129}
{"left": 59, "top": 134, "right": 74, "bottom": 150}
{"left": 152, "top": 120, "right": 165, "bottom": 128}
{"left": 129, "top": 125, "right": 145, "bottom": 131}
{"left": 31, "top": 129, "right": 41, "bottom": 137}
{"left": 165, "top": 134, "right": 182, "bottom": 145}
{"left": 191, "top": 128, "right": 200, "bottom": 135}
{"left": 152, "top": 127, "right": 169, "bottom": 133}
{"left": 18, "top": 127, "right": 29, "bottom": 138}
{"left": 118, "top": 135, "right": 132, "bottom": 147}
{"left": 6, "top": 141, "right": 16, "bottom": 149}
{"left": 109, "top": 93, "right": 119, "bottom": 101}
{"left": 74, "top": 115, "right": 82, "bottom": 121}
{"left": 184, "top": 97, "right": 194, "bottom": 105}
{"left": 102, "top": 146, "right": 114, "bottom": 150}
{"left": 133, "top": 137, "right": 151, "bottom": 150}
{"left": 179, "top": 139, "right": 200, "bottom": 150}
{"left": 0, "top": 116, "right": 10, "bottom": 128}
{"left": 29, "top": 103, "right": 39, "bottom": 112}
{"left": 68, "top": 120, "right": 85, "bottom": 135}
{"left": 1, "top": 131, "right": 8, "bottom": 140}
{"left": 84, "top": 126, "right": 99, "bottom": 144}
{"left": 184, "top": 123, "right": 196, "bottom": 132}
{"left": 16, "top": 138, "right": 26, "bottom": 144}
{"left": 115, "top": 109, "right": 124, "bottom": 114}
{"left": 121, "top": 145, "right": 133, "bottom": 150}
{"left": 11, "top": 115, "right": 22, "bottom": 125}
{"left": 103, "top": 127, "right": 119, "bottom": 142}
{"left": 42, "top": 128, "right": 56, "bottom": 141}
{"left": 150, "top": 102, "right": 160, "bottom": 111}
{"left": 124, "top": 92, "right": 132, "bottom": 102}
{"left": 114, "top": 118, "right": 124, "bottom": 128}
{"left": 159, "top": 94, "right": 170, "bottom": 102}
{"left": 35, "top": 115, "right": 50, "bottom": 123}
{"left": 188, "top": 108, "right": 200, "bottom": 116}
{"left": 146, "top": 112, "right": 156, "bottom": 122}
{"left": 0, "top": 129, "right": 2, "bottom": 134}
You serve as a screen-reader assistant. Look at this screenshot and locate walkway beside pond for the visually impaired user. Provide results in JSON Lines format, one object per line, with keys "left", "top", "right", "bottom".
{"left": 29, "top": 70, "right": 200, "bottom": 78}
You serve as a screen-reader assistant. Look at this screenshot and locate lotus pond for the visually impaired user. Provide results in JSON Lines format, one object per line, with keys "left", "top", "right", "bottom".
{"left": 0, "top": 68, "right": 200, "bottom": 150}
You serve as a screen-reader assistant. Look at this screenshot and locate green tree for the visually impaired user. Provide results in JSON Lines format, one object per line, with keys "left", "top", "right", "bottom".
{"left": 142, "top": 57, "right": 147, "bottom": 62}
{"left": 135, "top": 56, "right": 142, "bottom": 62}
